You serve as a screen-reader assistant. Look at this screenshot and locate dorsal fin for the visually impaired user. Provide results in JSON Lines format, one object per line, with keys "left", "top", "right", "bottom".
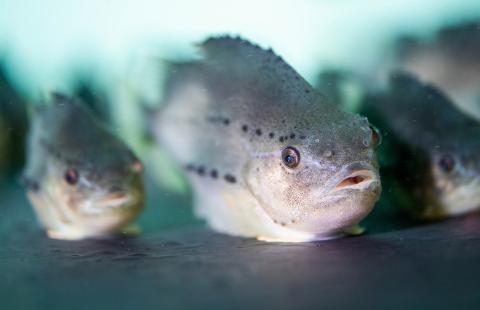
{"left": 200, "top": 36, "right": 307, "bottom": 82}
{"left": 195, "top": 35, "right": 316, "bottom": 104}
{"left": 388, "top": 70, "right": 452, "bottom": 108}
{"left": 200, "top": 35, "right": 278, "bottom": 62}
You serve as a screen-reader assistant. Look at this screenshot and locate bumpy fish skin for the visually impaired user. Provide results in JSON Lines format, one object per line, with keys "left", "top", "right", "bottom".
{"left": 361, "top": 72, "right": 480, "bottom": 219}
{"left": 153, "top": 36, "right": 381, "bottom": 242}
{"left": 23, "top": 93, "right": 145, "bottom": 240}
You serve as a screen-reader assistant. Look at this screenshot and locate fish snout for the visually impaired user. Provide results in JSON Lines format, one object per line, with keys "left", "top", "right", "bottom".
{"left": 130, "top": 160, "right": 144, "bottom": 173}
{"left": 95, "top": 187, "right": 143, "bottom": 209}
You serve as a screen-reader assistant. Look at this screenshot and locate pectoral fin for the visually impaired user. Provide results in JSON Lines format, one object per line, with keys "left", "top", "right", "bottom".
{"left": 343, "top": 225, "right": 366, "bottom": 236}
{"left": 120, "top": 224, "right": 142, "bottom": 236}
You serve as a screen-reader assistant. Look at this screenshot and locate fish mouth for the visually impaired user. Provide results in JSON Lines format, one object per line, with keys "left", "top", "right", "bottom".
{"left": 82, "top": 191, "right": 143, "bottom": 216}
{"left": 329, "top": 163, "right": 380, "bottom": 193}
{"left": 96, "top": 192, "right": 134, "bottom": 208}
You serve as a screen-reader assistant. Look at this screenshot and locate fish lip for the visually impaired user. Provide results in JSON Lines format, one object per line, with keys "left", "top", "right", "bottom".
{"left": 78, "top": 190, "right": 143, "bottom": 217}
{"left": 328, "top": 162, "right": 380, "bottom": 194}
{"left": 93, "top": 191, "right": 141, "bottom": 209}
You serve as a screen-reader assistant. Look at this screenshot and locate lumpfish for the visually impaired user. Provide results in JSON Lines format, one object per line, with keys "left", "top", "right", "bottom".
{"left": 22, "top": 93, "right": 145, "bottom": 240}
{"left": 0, "top": 62, "right": 28, "bottom": 178}
{"left": 394, "top": 21, "right": 480, "bottom": 121}
{"left": 152, "top": 36, "right": 381, "bottom": 242}
{"left": 361, "top": 72, "right": 480, "bottom": 219}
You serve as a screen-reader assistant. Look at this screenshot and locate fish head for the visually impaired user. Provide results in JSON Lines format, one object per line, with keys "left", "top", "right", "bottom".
{"left": 244, "top": 105, "right": 381, "bottom": 238}
{"left": 38, "top": 143, "right": 145, "bottom": 234}
{"left": 428, "top": 140, "right": 480, "bottom": 217}
{"left": 27, "top": 95, "right": 145, "bottom": 235}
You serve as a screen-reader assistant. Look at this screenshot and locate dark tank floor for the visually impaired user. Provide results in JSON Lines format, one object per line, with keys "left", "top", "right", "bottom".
{"left": 1, "top": 178, "right": 480, "bottom": 309}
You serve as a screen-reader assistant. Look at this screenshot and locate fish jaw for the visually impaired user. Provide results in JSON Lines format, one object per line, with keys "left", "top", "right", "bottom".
{"left": 424, "top": 178, "right": 480, "bottom": 219}
{"left": 27, "top": 187, "right": 144, "bottom": 240}
{"left": 192, "top": 180, "right": 371, "bottom": 243}
{"left": 244, "top": 159, "right": 381, "bottom": 240}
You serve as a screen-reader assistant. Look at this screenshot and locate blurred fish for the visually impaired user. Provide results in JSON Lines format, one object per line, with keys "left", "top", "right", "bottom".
{"left": 22, "top": 93, "right": 145, "bottom": 240}
{"left": 0, "top": 62, "right": 28, "bottom": 178}
{"left": 71, "top": 74, "right": 112, "bottom": 124}
{"left": 361, "top": 72, "right": 480, "bottom": 219}
{"left": 315, "top": 68, "right": 365, "bottom": 113}
{"left": 394, "top": 20, "right": 480, "bottom": 121}
{"left": 151, "top": 36, "right": 381, "bottom": 242}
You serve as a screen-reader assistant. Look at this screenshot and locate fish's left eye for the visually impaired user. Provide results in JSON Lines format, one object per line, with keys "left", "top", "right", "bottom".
{"left": 282, "top": 146, "right": 300, "bottom": 168}
{"left": 439, "top": 156, "right": 455, "bottom": 172}
{"left": 65, "top": 169, "right": 79, "bottom": 185}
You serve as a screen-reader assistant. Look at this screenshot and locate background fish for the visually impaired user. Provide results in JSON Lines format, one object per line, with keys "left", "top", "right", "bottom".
{"left": 152, "top": 36, "right": 381, "bottom": 242}
{"left": 361, "top": 72, "right": 480, "bottom": 219}
{"left": 393, "top": 20, "right": 480, "bottom": 121}
{"left": 22, "top": 93, "right": 145, "bottom": 240}
{"left": 0, "top": 61, "right": 28, "bottom": 179}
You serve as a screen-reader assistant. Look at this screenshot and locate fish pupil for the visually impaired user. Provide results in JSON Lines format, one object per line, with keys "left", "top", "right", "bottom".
{"left": 281, "top": 146, "right": 300, "bottom": 168}
{"left": 65, "top": 169, "right": 79, "bottom": 185}
{"left": 439, "top": 156, "right": 455, "bottom": 172}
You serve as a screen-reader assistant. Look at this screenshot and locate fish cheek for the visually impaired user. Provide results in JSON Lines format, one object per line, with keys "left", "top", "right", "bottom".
{"left": 48, "top": 170, "right": 84, "bottom": 213}
{"left": 243, "top": 157, "right": 307, "bottom": 223}
{"left": 431, "top": 159, "right": 458, "bottom": 194}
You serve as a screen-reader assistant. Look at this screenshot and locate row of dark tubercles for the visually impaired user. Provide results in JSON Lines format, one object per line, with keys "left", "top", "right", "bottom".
{"left": 211, "top": 115, "right": 308, "bottom": 143}
{"left": 185, "top": 164, "right": 236, "bottom": 184}
{"left": 238, "top": 122, "right": 307, "bottom": 142}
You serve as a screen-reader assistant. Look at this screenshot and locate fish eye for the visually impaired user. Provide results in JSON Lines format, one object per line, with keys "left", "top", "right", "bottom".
{"left": 369, "top": 125, "right": 381, "bottom": 146}
{"left": 438, "top": 155, "right": 455, "bottom": 172}
{"left": 64, "top": 169, "right": 79, "bottom": 185}
{"left": 281, "top": 146, "right": 300, "bottom": 168}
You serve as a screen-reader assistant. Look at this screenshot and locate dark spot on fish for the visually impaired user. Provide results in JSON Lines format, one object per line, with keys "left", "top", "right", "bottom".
{"left": 290, "top": 133, "right": 295, "bottom": 139}
{"left": 210, "top": 169, "right": 218, "bottom": 179}
{"left": 300, "top": 135, "right": 306, "bottom": 140}
{"left": 269, "top": 132, "right": 275, "bottom": 138}
{"left": 282, "top": 119, "right": 286, "bottom": 124}
{"left": 242, "top": 125, "right": 248, "bottom": 132}
{"left": 305, "top": 89, "right": 310, "bottom": 93}
{"left": 224, "top": 174, "right": 236, "bottom": 183}
{"left": 109, "top": 185, "right": 123, "bottom": 192}
{"left": 223, "top": 118, "right": 230, "bottom": 125}
{"left": 279, "top": 136, "right": 285, "bottom": 142}
{"left": 273, "top": 219, "right": 278, "bottom": 224}
{"left": 280, "top": 222, "right": 286, "bottom": 226}
{"left": 185, "top": 164, "right": 195, "bottom": 171}
{"left": 197, "top": 166, "right": 205, "bottom": 176}
{"left": 291, "top": 219, "right": 296, "bottom": 224}
{"left": 255, "top": 129, "right": 262, "bottom": 136}
{"left": 295, "top": 76, "right": 300, "bottom": 80}
{"left": 21, "top": 176, "right": 40, "bottom": 192}
{"left": 65, "top": 159, "right": 79, "bottom": 166}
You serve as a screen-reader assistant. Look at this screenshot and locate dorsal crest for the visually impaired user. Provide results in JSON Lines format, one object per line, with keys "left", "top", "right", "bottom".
{"left": 199, "top": 35, "right": 306, "bottom": 83}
